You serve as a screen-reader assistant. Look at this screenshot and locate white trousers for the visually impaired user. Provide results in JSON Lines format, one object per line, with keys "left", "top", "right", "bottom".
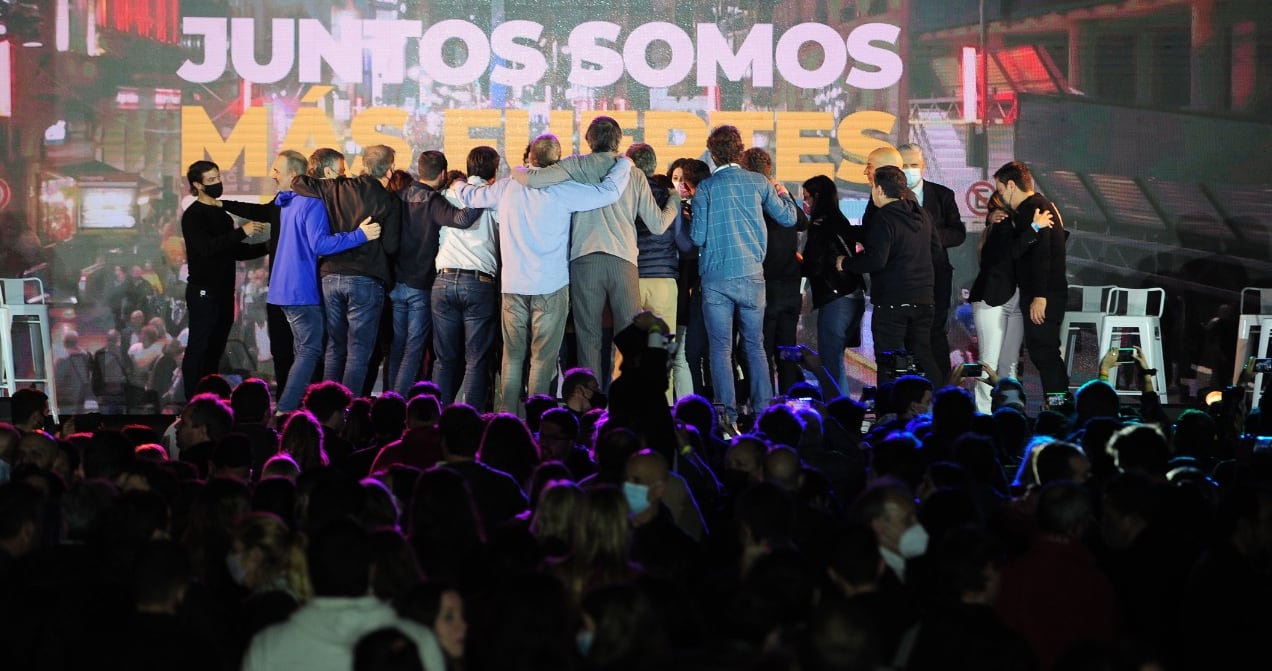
{"left": 972, "top": 290, "right": 1025, "bottom": 413}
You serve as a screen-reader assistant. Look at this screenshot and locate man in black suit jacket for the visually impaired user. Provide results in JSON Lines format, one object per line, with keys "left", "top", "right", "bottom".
{"left": 899, "top": 144, "right": 967, "bottom": 375}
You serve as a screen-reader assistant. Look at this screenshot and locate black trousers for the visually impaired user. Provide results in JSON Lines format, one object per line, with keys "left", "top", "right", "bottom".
{"left": 266, "top": 303, "right": 295, "bottom": 398}
{"left": 183, "top": 284, "right": 234, "bottom": 400}
{"left": 871, "top": 303, "right": 941, "bottom": 388}
{"left": 932, "top": 267, "right": 954, "bottom": 379}
{"left": 1023, "top": 291, "right": 1070, "bottom": 394}
{"left": 764, "top": 277, "right": 803, "bottom": 397}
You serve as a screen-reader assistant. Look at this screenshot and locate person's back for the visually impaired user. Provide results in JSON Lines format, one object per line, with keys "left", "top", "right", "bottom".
{"left": 693, "top": 165, "right": 796, "bottom": 282}
{"left": 864, "top": 198, "right": 936, "bottom": 307}
{"left": 242, "top": 519, "right": 443, "bottom": 671}
{"left": 292, "top": 173, "right": 400, "bottom": 285}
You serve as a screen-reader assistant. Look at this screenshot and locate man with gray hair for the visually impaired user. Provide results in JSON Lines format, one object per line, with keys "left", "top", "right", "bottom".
{"left": 293, "top": 145, "right": 402, "bottom": 394}
{"left": 451, "top": 134, "right": 634, "bottom": 415}
{"left": 514, "top": 117, "right": 679, "bottom": 385}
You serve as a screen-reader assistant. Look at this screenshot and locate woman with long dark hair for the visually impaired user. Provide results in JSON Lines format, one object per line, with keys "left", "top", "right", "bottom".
{"left": 802, "top": 175, "right": 867, "bottom": 397}
{"left": 968, "top": 190, "right": 1051, "bottom": 413}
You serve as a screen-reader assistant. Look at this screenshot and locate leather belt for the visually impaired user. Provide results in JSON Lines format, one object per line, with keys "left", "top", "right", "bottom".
{"left": 438, "top": 268, "right": 495, "bottom": 281}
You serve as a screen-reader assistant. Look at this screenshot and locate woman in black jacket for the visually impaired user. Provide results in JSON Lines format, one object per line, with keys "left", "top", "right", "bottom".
{"left": 802, "top": 175, "right": 867, "bottom": 398}
{"left": 967, "top": 191, "right": 1048, "bottom": 413}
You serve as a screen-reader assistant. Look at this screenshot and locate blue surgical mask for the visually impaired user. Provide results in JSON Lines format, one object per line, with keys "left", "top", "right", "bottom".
{"left": 576, "top": 629, "right": 594, "bottom": 657}
{"left": 623, "top": 481, "right": 651, "bottom": 517}
{"left": 903, "top": 167, "right": 922, "bottom": 189}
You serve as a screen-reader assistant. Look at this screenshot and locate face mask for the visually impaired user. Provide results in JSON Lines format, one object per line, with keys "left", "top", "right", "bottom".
{"left": 226, "top": 552, "right": 248, "bottom": 585}
{"left": 203, "top": 182, "right": 224, "bottom": 199}
{"left": 623, "top": 481, "right": 651, "bottom": 517}
{"left": 899, "top": 523, "right": 929, "bottom": 559}
{"left": 903, "top": 168, "right": 922, "bottom": 189}
{"left": 802, "top": 200, "right": 813, "bottom": 216}
{"left": 576, "top": 630, "right": 594, "bottom": 657}
{"left": 0, "top": 459, "right": 10, "bottom": 483}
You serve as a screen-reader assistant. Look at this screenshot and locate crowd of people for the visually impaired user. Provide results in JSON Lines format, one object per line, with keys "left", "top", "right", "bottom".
{"left": 4, "top": 315, "right": 1271, "bottom": 670}
{"left": 10, "top": 119, "right": 1268, "bottom": 671}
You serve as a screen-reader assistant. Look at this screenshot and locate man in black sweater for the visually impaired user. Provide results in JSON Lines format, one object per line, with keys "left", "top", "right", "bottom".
{"left": 994, "top": 160, "right": 1067, "bottom": 394}
{"left": 292, "top": 146, "right": 402, "bottom": 394}
{"left": 836, "top": 166, "right": 943, "bottom": 387}
{"left": 387, "top": 150, "right": 483, "bottom": 397}
{"left": 180, "top": 161, "right": 268, "bottom": 400}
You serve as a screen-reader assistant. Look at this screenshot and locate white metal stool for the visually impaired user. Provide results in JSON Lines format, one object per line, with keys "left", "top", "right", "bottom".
{"left": 0, "top": 278, "right": 60, "bottom": 420}
{"left": 1097, "top": 287, "right": 1167, "bottom": 404}
{"left": 1061, "top": 285, "right": 1116, "bottom": 388}
{"left": 1235, "top": 287, "right": 1272, "bottom": 384}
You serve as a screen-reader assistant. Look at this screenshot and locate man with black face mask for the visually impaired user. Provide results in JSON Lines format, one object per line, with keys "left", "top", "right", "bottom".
{"left": 180, "top": 160, "right": 268, "bottom": 401}
{"left": 562, "top": 367, "right": 606, "bottom": 418}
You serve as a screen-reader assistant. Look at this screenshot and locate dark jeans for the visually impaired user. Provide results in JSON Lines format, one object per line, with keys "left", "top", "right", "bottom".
{"left": 871, "top": 302, "right": 941, "bottom": 387}
{"left": 685, "top": 289, "right": 709, "bottom": 396}
{"left": 183, "top": 284, "right": 234, "bottom": 400}
{"left": 1023, "top": 291, "right": 1071, "bottom": 394}
{"left": 278, "top": 305, "right": 324, "bottom": 412}
{"left": 267, "top": 303, "right": 295, "bottom": 397}
{"left": 818, "top": 293, "right": 865, "bottom": 397}
{"left": 322, "top": 274, "right": 385, "bottom": 394}
{"left": 432, "top": 271, "right": 498, "bottom": 411}
{"left": 389, "top": 282, "right": 432, "bottom": 397}
{"left": 764, "top": 277, "right": 803, "bottom": 397}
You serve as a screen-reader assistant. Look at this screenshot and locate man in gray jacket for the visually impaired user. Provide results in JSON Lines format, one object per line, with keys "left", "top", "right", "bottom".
{"left": 513, "top": 117, "right": 679, "bottom": 387}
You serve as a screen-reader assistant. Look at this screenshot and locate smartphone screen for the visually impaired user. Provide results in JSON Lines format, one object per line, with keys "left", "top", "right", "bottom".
{"left": 962, "top": 363, "right": 983, "bottom": 378}
{"left": 1117, "top": 347, "right": 1136, "bottom": 363}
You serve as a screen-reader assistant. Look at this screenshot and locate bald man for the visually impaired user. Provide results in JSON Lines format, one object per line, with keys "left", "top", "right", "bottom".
{"left": 864, "top": 146, "right": 903, "bottom": 187}
{"left": 626, "top": 449, "right": 702, "bottom": 582}
{"left": 764, "top": 446, "right": 804, "bottom": 492}
{"left": 625, "top": 449, "right": 707, "bottom": 541}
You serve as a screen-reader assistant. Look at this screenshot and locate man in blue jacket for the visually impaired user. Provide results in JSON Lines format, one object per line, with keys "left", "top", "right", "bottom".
{"left": 267, "top": 150, "right": 381, "bottom": 412}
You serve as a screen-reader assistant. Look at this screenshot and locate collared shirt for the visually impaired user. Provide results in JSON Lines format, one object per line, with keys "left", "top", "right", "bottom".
{"left": 452, "top": 159, "right": 632, "bottom": 295}
{"left": 689, "top": 164, "right": 799, "bottom": 282}
{"left": 439, "top": 175, "right": 500, "bottom": 275}
{"left": 914, "top": 178, "right": 926, "bottom": 206}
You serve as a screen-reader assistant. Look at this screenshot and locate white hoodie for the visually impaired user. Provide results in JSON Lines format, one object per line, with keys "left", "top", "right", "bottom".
{"left": 242, "top": 595, "right": 445, "bottom": 671}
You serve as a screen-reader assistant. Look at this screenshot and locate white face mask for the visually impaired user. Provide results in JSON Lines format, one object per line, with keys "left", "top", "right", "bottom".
{"left": 226, "top": 552, "right": 248, "bottom": 585}
{"left": 899, "top": 523, "right": 929, "bottom": 559}
{"left": 623, "top": 481, "right": 651, "bottom": 517}
{"left": 903, "top": 167, "right": 922, "bottom": 189}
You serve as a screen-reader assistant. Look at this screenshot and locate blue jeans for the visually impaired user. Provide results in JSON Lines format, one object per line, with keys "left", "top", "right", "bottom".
{"left": 278, "top": 304, "right": 324, "bottom": 412}
{"left": 702, "top": 274, "right": 772, "bottom": 423}
{"left": 388, "top": 282, "right": 432, "bottom": 397}
{"left": 818, "top": 293, "right": 865, "bottom": 398}
{"left": 432, "top": 271, "right": 498, "bottom": 411}
{"left": 322, "top": 274, "right": 385, "bottom": 393}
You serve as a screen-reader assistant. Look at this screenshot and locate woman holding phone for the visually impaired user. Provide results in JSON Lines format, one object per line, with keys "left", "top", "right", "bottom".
{"left": 967, "top": 191, "right": 1051, "bottom": 413}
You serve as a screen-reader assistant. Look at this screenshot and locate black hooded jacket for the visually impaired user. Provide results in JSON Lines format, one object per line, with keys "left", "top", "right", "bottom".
{"left": 841, "top": 198, "right": 940, "bottom": 306}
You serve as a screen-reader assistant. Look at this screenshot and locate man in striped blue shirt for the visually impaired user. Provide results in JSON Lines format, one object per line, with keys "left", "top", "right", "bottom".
{"left": 689, "top": 125, "right": 800, "bottom": 426}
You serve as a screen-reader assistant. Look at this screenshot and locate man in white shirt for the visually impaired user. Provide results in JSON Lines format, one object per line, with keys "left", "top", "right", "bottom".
{"left": 450, "top": 134, "right": 632, "bottom": 415}
{"left": 437, "top": 146, "right": 503, "bottom": 411}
